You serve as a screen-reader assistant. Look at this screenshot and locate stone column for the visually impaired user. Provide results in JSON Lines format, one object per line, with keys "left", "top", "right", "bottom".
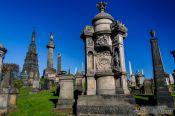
{"left": 47, "top": 32, "right": 55, "bottom": 69}
{"left": 57, "top": 53, "right": 61, "bottom": 74}
{"left": 117, "top": 34, "right": 130, "bottom": 94}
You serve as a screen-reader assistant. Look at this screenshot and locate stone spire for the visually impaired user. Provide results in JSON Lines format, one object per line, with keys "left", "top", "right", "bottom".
{"left": 32, "top": 28, "right": 36, "bottom": 42}
{"left": 82, "top": 62, "right": 84, "bottom": 75}
{"left": 22, "top": 30, "right": 39, "bottom": 82}
{"left": 129, "top": 61, "right": 133, "bottom": 78}
{"left": 57, "top": 53, "right": 61, "bottom": 74}
{"left": 47, "top": 32, "right": 55, "bottom": 69}
{"left": 150, "top": 29, "right": 174, "bottom": 107}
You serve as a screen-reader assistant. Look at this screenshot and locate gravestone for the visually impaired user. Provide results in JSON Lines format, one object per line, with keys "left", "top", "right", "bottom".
{"left": 150, "top": 30, "right": 174, "bottom": 108}
{"left": 54, "top": 75, "right": 74, "bottom": 114}
{"left": 143, "top": 79, "right": 153, "bottom": 94}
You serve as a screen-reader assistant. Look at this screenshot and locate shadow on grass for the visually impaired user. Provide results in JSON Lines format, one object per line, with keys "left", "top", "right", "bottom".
{"left": 49, "top": 98, "right": 58, "bottom": 108}
{"left": 134, "top": 94, "right": 156, "bottom": 106}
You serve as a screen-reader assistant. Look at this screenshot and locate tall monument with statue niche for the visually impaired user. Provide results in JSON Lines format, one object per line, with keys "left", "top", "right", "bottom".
{"left": 81, "top": 1, "right": 129, "bottom": 95}
{"left": 77, "top": 2, "right": 136, "bottom": 115}
{"left": 150, "top": 30, "right": 174, "bottom": 107}
{"left": 22, "top": 29, "right": 40, "bottom": 85}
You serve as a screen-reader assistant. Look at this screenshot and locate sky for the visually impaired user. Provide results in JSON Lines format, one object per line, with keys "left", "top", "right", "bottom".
{"left": 0, "top": 0, "right": 175, "bottom": 78}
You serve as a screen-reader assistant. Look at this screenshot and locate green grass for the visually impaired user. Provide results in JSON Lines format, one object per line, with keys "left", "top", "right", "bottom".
{"left": 9, "top": 87, "right": 65, "bottom": 116}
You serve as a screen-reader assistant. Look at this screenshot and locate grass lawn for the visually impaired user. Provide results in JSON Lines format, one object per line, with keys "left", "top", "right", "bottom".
{"left": 9, "top": 87, "right": 65, "bottom": 116}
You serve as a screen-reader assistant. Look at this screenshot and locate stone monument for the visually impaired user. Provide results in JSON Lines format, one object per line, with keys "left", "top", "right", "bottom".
{"left": 129, "top": 61, "right": 136, "bottom": 86}
{"left": 77, "top": 2, "right": 136, "bottom": 115}
{"left": 57, "top": 53, "right": 61, "bottom": 74}
{"left": 54, "top": 75, "right": 74, "bottom": 114}
{"left": 21, "top": 29, "right": 40, "bottom": 85}
{"left": 150, "top": 30, "right": 174, "bottom": 107}
{"left": 0, "top": 44, "right": 7, "bottom": 84}
{"left": 44, "top": 32, "right": 56, "bottom": 89}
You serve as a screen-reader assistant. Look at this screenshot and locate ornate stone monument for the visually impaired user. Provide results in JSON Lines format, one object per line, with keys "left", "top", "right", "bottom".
{"left": 44, "top": 32, "right": 56, "bottom": 89}
{"left": 22, "top": 29, "right": 40, "bottom": 85}
{"left": 77, "top": 2, "right": 136, "bottom": 115}
{"left": 150, "top": 30, "right": 174, "bottom": 107}
{"left": 0, "top": 44, "right": 7, "bottom": 85}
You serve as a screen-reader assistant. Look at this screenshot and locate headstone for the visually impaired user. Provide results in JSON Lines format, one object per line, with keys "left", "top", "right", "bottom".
{"left": 150, "top": 30, "right": 174, "bottom": 108}
{"left": 143, "top": 79, "right": 153, "bottom": 94}
{"left": 54, "top": 75, "right": 74, "bottom": 114}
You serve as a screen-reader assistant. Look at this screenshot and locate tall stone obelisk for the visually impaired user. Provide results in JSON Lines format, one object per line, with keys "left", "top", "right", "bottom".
{"left": 150, "top": 30, "right": 174, "bottom": 107}
{"left": 129, "top": 61, "right": 136, "bottom": 86}
{"left": 0, "top": 44, "right": 7, "bottom": 83}
{"left": 57, "top": 53, "right": 61, "bottom": 74}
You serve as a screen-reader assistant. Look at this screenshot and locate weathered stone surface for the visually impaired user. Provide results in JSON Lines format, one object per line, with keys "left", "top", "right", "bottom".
{"left": 0, "top": 94, "right": 8, "bottom": 109}
{"left": 77, "top": 95, "right": 136, "bottom": 116}
{"left": 21, "top": 30, "right": 40, "bottom": 84}
{"left": 143, "top": 79, "right": 153, "bottom": 94}
{"left": 150, "top": 30, "right": 174, "bottom": 108}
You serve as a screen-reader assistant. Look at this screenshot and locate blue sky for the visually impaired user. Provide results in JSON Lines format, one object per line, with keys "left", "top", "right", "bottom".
{"left": 0, "top": 0, "right": 175, "bottom": 78}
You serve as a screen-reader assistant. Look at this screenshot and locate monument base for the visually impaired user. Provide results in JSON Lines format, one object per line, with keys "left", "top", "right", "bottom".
{"left": 156, "top": 87, "right": 174, "bottom": 108}
{"left": 53, "top": 99, "right": 74, "bottom": 114}
{"left": 77, "top": 95, "right": 136, "bottom": 116}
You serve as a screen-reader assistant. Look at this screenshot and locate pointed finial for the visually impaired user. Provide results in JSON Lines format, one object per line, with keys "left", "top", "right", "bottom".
{"left": 50, "top": 32, "right": 53, "bottom": 41}
{"left": 96, "top": 1, "right": 107, "bottom": 12}
{"left": 150, "top": 29, "right": 156, "bottom": 38}
{"left": 32, "top": 28, "right": 36, "bottom": 42}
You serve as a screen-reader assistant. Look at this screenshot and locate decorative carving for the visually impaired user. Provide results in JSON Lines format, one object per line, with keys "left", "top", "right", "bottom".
{"left": 87, "top": 39, "right": 93, "bottom": 46}
{"left": 96, "top": 51, "right": 111, "bottom": 72}
{"left": 111, "top": 20, "right": 128, "bottom": 37}
{"left": 96, "top": 34, "right": 112, "bottom": 46}
{"left": 113, "top": 47, "right": 121, "bottom": 72}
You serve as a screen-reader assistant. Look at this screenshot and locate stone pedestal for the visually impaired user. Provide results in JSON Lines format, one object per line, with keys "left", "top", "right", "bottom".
{"left": 96, "top": 76, "right": 115, "bottom": 95}
{"left": 86, "top": 76, "right": 96, "bottom": 95}
{"left": 54, "top": 76, "right": 74, "bottom": 114}
{"left": 77, "top": 95, "right": 136, "bottom": 116}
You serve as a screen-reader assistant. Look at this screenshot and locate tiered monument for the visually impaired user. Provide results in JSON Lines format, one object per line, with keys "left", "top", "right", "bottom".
{"left": 22, "top": 30, "right": 40, "bottom": 85}
{"left": 44, "top": 32, "right": 56, "bottom": 89}
{"left": 0, "top": 44, "right": 7, "bottom": 89}
{"left": 77, "top": 2, "right": 136, "bottom": 115}
{"left": 150, "top": 30, "right": 174, "bottom": 107}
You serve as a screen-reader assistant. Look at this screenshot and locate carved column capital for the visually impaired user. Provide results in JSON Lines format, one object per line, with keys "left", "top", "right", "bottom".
{"left": 111, "top": 20, "right": 128, "bottom": 38}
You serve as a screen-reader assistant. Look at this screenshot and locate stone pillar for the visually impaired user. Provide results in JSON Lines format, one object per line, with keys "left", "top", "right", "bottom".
{"left": 57, "top": 53, "right": 61, "bottom": 74}
{"left": 47, "top": 32, "right": 55, "bottom": 69}
{"left": 117, "top": 34, "right": 130, "bottom": 94}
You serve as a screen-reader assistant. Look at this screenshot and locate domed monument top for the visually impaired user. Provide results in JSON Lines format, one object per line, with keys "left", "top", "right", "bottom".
{"left": 92, "top": 1, "right": 114, "bottom": 25}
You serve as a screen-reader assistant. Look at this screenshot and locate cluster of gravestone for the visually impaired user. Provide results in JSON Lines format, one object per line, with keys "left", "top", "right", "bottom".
{"left": 1, "top": 1, "right": 175, "bottom": 116}
{"left": 53, "top": 2, "right": 175, "bottom": 116}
